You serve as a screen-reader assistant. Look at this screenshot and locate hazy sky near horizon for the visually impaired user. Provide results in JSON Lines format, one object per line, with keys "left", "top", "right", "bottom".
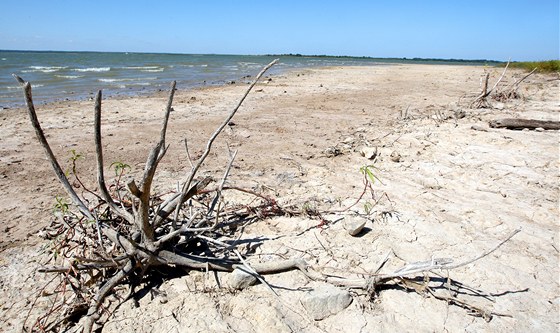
{"left": 1, "top": 0, "right": 558, "bottom": 61}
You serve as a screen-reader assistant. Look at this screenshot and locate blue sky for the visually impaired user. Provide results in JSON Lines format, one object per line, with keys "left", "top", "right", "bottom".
{"left": 1, "top": 0, "right": 558, "bottom": 61}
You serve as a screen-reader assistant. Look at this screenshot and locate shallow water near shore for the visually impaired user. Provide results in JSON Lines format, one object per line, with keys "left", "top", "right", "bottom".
{"left": 0, "top": 51, "right": 382, "bottom": 108}
{"left": 1, "top": 51, "right": 496, "bottom": 108}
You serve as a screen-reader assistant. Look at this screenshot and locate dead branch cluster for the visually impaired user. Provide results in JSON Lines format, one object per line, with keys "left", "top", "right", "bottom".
{"left": 14, "top": 61, "right": 521, "bottom": 332}
{"left": 470, "top": 61, "right": 537, "bottom": 108}
{"left": 15, "top": 61, "right": 288, "bottom": 332}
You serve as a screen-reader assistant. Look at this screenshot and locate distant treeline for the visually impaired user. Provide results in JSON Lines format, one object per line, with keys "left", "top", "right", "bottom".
{"left": 266, "top": 53, "right": 502, "bottom": 65}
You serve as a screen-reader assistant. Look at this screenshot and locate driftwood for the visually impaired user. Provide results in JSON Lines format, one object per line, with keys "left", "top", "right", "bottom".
{"left": 489, "top": 118, "right": 560, "bottom": 130}
{"left": 15, "top": 62, "right": 523, "bottom": 332}
{"left": 471, "top": 73, "right": 492, "bottom": 108}
{"left": 470, "top": 61, "right": 510, "bottom": 108}
{"left": 470, "top": 62, "right": 539, "bottom": 108}
{"left": 493, "top": 67, "right": 538, "bottom": 102}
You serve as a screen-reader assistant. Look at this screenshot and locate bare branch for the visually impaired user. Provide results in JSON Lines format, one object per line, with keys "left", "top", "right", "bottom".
{"left": 141, "top": 80, "right": 176, "bottom": 193}
{"left": 208, "top": 148, "right": 238, "bottom": 216}
{"left": 509, "top": 67, "right": 537, "bottom": 90}
{"left": 12, "top": 75, "right": 93, "bottom": 220}
{"left": 172, "top": 59, "right": 279, "bottom": 225}
{"left": 486, "top": 59, "right": 510, "bottom": 97}
{"left": 184, "top": 138, "right": 195, "bottom": 169}
{"left": 137, "top": 81, "right": 177, "bottom": 243}
{"left": 126, "top": 179, "right": 142, "bottom": 198}
{"left": 381, "top": 228, "right": 521, "bottom": 278}
{"left": 153, "top": 212, "right": 201, "bottom": 247}
{"left": 83, "top": 259, "right": 134, "bottom": 333}
{"left": 94, "top": 90, "right": 135, "bottom": 224}
{"left": 443, "top": 228, "right": 521, "bottom": 270}
{"left": 154, "top": 176, "right": 212, "bottom": 228}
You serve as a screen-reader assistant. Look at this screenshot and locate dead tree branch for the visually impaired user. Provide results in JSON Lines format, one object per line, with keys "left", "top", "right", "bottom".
{"left": 94, "top": 90, "right": 135, "bottom": 225}
{"left": 172, "top": 59, "right": 279, "bottom": 226}
{"left": 489, "top": 118, "right": 560, "bottom": 130}
{"left": 13, "top": 75, "right": 94, "bottom": 221}
{"left": 15, "top": 60, "right": 279, "bottom": 332}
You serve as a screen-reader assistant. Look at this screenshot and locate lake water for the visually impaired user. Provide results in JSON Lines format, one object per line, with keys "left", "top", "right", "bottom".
{"left": 1, "top": 51, "right": 390, "bottom": 108}
{"left": 0, "top": 51, "right": 491, "bottom": 108}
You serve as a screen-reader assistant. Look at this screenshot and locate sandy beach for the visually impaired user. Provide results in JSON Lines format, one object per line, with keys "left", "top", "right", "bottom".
{"left": 1, "top": 63, "right": 558, "bottom": 332}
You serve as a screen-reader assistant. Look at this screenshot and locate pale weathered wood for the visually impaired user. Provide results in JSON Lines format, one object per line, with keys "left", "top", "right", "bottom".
{"left": 136, "top": 81, "right": 177, "bottom": 245}
{"left": 487, "top": 60, "right": 510, "bottom": 97}
{"left": 94, "top": 90, "right": 135, "bottom": 224}
{"left": 13, "top": 75, "right": 94, "bottom": 220}
{"left": 489, "top": 118, "right": 560, "bottom": 130}
{"left": 172, "top": 59, "right": 279, "bottom": 226}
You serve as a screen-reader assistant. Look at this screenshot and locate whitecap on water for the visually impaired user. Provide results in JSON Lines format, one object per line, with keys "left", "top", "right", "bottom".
{"left": 121, "top": 66, "right": 160, "bottom": 70}
{"left": 7, "top": 84, "right": 45, "bottom": 89}
{"left": 98, "top": 78, "right": 134, "bottom": 82}
{"left": 73, "top": 67, "right": 111, "bottom": 72}
{"left": 23, "top": 66, "right": 68, "bottom": 73}
{"left": 141, "top": 68, "right": 164, "bottom": 72}
{"left": 55, "top": 75, "right": 84, "bottom": 79}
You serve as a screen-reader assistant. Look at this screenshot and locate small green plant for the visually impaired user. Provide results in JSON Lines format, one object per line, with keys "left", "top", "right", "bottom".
{"left": 110, "top": 161, "right": 131, "bottom": 177}
{"left": 302, "top": 201, "right": 316, "bottom": 215}
{"left": 53, "top": 196, "right": 69, "bottom": 215}
{"left": 363, "top": 201, "right": 374, "bottom": 215}
{"left": 109, "top": 161, "right": 131, "bottom": 204}
{"left": 67, "top": 149, "right": 84, "bottom": 175}
{"left": 68, "top": 149, "right": 83, "bottom": 162}
{"left": 360, "top": 164, "right": 381, "bottom": 184}
{"left": 359, "top": 164, "right": 382, "bottom": 215}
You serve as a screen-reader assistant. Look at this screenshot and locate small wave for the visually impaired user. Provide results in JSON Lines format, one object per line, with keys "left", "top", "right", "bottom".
{"left": 238, "top": 62, "right": 260, "bottom": 66}
{"left": 30, "top": 65, "right": 67, "bottom": 70}
{"left": 55, "top": 75, "right": 84, "bottom": 79}
{"left": 130, "top": 82, "right": 151, "bottom": 86}
{"left": 121, "top": 66, "right": 161, "bottom": 70}
{"left": 98, "top": 78, "right": 134, "bottom": 83}
{"left": 6, "top": 84, "right": 44, "bottom": 89}
{"left": 74, "top": 67, "right": 111, "bottom": 72}
{"left": 98, "top": 77, "right": 156, "bottom": 83}
{"left": 23, "top": 66, "right": 68, "bottom": 73}
{"left": 141, "top": 68, "right": 164, "bottom": 72}
{"left": 1, "top": 58, "right": 6, "bottom": 61}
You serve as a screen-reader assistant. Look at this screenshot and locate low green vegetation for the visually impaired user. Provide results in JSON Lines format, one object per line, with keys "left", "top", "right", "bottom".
{"left": 508, "top": 60, "right": 560, "bottom": 73}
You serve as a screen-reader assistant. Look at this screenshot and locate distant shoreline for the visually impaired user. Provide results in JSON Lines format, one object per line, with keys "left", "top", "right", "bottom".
{"left": 0, "top": 49, "right": 503, "bottom": 64}
{"left": 265, "top": 53, "right": 503, "bottom": 64}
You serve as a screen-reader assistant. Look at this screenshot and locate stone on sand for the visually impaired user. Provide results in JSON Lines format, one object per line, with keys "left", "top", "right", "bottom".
{"left": 301, "top": 285, "right": 353, "bottom": 320}
{"left": 229, "top": 267, "right": 257, "bottom": 289}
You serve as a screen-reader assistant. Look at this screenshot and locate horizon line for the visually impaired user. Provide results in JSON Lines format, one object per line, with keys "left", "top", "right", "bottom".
{"left": 0, "top": 49, "right": 511, "bottom": 63}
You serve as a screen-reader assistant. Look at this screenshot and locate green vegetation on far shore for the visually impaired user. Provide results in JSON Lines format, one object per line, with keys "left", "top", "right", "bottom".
{"left": 267, "top": 53, "right": 501, "bottom": 65}
{"left": 508, "top": 60, "right": 560, "bottom": 73}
